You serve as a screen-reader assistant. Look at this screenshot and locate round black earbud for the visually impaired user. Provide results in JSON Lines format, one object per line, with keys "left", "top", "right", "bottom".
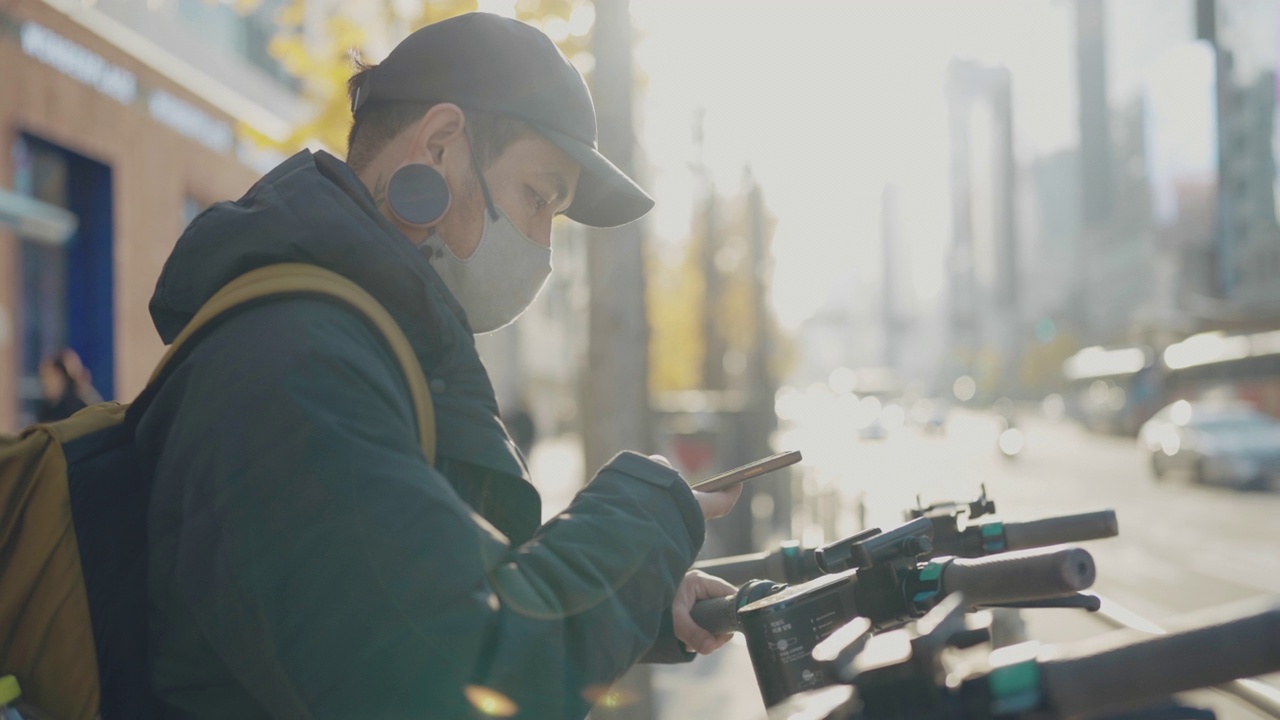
{"left": 387, "top": 163, "right": 451, "bottom": 227}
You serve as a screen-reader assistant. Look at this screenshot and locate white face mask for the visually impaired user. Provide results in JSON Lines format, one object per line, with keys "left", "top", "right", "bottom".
{"left": 421, "top": 205, "right": 552, "bottom": 334}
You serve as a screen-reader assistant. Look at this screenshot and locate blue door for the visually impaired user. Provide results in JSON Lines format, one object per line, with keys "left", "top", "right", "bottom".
{"left": 13, "top": 134, "right": 114, "bottom": 426}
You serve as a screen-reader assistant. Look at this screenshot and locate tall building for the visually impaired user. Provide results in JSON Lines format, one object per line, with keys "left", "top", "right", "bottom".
{"left": 1011, "top": 0, "right": 1209, "bottom": 348}
{"left": 1055, "top": 0, "right": 1280, "bottom": 429}
{"left": 945, "top": 59, "right": 1020, "bottom": 396}
{"left": 0, "top": 0, "right": 308, "bottom": 429}
{"left": 1075, "top": 0, "right": 1206, "bottom": 346}
{"left": 1216, "top": 0, "right": 1280, "bottom": 314}
{"left": 946, "top": 0, "right": 1212, "bottom": 400}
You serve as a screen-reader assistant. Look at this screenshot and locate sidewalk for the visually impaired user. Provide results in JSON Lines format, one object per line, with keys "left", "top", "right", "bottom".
{"left": 651, "top": 638, "right": 765, "bottom": 719}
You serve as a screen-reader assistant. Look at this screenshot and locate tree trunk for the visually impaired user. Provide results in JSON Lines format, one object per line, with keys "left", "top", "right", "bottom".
{"left": 583, "top": 0, "right": 654, "bottom": 717}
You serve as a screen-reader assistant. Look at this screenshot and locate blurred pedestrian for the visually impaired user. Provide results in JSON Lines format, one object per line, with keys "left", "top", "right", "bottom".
{"left": 36, "top": 347, "right": 101, "bottom": 423}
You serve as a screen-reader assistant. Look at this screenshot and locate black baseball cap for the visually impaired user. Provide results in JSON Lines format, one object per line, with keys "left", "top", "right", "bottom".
{"left": 350, "top": 12, "right": 654, "bottom": 228}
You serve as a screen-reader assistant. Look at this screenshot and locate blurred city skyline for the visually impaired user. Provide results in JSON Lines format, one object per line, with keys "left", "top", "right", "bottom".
{"left": 635, "top": 0, "right": 1075, "bottom": 331}
{"left": 7, "top": 0, "right": 1280, "bottom": 440}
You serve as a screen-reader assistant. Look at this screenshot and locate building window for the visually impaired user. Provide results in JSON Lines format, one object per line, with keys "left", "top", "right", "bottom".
{"left": 13, "top": 135, "right": 115, "bottom": 425}
{"left": 176, "top": 0, "right": 300, "bottom": 91}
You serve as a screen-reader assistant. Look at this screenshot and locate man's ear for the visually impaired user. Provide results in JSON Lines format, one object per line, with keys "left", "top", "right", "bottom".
{"left": 406, "top": 103, "right": 467, "bottom": 167}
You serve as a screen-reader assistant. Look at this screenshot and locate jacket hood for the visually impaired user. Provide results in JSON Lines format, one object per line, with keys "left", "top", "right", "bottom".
{"left": 149, "top": 149, "right": 535, "bottom": 499}
{"left": 150, "top": 150, "right": 462, "bottom": 362}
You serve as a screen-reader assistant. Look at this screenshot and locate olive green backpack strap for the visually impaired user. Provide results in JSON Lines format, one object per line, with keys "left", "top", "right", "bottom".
{"left": 148, "top": 263, "right": 436, "bottom": 464}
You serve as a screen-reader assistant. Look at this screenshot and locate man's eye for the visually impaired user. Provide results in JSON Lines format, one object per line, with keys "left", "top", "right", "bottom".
{"left": 530, "top": 188, "right": 548, "bottom": 211}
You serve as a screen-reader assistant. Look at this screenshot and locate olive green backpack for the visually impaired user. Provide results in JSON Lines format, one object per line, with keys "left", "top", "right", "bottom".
{"left": 0, "top": 264, "right": 435, "bottom": 719}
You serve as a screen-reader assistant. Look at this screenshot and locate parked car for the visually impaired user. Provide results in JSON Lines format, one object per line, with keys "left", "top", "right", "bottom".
{"left": 1139, "top": 400, "right": 1280, "bottom": 489}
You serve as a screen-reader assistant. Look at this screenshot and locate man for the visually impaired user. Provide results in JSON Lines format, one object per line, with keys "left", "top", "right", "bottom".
{"left": 137, "top": 12, "right": 741, "bottom": 719}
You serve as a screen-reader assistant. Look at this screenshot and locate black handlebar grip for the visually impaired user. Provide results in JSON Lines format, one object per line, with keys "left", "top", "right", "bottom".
{"left": 692, "top": 552, "right": 771, "bottom": 587}
{"left": 1001, "top": 510, "right": 1119, "bottom": 551}
{"left": 690, "top": 595, "right": 740, "bottom": 636}
{"left": 940, "top": 546, "right": 1096, "bottom": 607}
{"left": 1039, "top": 600, "right": 1280, "bottom": 718}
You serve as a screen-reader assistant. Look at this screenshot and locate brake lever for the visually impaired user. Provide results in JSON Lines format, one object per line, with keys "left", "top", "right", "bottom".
{"left": 979, "top": 592, "right": 1102, "bottom": 612}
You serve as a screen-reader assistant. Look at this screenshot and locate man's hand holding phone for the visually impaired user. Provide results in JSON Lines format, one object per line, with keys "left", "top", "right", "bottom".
{"left": 650, "top": 449, "right": 802, "bottom": 521}
{"left": 649, "top": 454, "right": 744, "bottom": 520}
{"left": 693, "top": 483, "right": 744, "bottom": 520}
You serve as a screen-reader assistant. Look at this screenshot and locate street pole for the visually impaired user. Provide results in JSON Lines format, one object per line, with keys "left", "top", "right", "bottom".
{"left": 583, "top": 0, "right": 652, "bottom": 473}
{"left": 692, "top": 110, "right": 725, "bottom": 392}
{"left": 583, "top": 0, "right": 654, "bottom": 717}
{"left": 701, "top": 189, "right": 725, "bottom": 391}
{"left": 945, "top": 60, "right": 977, "bottom": 385}
{"left": 991, "top": 68, "right": 1020, "bottom": 397}
{"left": 881, "top": 184, "right": 899, "bottom": 371}
{"left": 745, "top": 170, "right": 783, "bottom": 544}
{"left": 1074, "top": 0, "right": 1111, "bottom": 343}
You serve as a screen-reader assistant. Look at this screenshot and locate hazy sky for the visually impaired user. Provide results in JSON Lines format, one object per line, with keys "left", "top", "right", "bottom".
{"left": 629, "top": 0, "right": 1076, "bottom": 327}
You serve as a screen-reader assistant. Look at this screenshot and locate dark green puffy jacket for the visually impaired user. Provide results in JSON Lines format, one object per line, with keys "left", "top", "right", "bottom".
{"left": 137, "top": 150, "right": 704, "bottom": 719}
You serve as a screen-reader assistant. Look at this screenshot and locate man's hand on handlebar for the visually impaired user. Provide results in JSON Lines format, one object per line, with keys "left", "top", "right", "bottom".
{"left": 672, "top": 570, "right": 738, "bottom": 655}
{"left": 648, "top": 454, "right": 744, "bottom": 520}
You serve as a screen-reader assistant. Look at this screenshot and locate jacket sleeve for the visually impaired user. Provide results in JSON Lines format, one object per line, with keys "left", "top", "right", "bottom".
{"left": 638, "top": 610, "right": 698, "bottom": 664}
{"left": 140, "top": 299, "right": 705, "bottom": 719}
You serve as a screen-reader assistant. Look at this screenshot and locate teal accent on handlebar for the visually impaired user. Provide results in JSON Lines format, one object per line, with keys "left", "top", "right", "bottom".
{"left": 909, "top": 561, "right": 944, "bottom": 611}
{"left": 989, "top": 658, "right": 1042, "bottom": 715}
{"left": 981, "top": 522, "right": 1006, "bottom": 553}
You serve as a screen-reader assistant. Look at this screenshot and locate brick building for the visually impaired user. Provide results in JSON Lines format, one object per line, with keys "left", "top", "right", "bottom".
{"left": 0, "top": 0, "right": 305, "bottom": 430}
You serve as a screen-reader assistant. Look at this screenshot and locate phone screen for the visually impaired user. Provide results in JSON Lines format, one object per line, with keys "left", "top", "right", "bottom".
{"left": 690, "top": 450, "right": 802, "bottom": 492}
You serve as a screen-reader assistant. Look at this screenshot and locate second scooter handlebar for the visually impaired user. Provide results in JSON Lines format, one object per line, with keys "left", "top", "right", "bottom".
{"left": 694, "top": 510, "right": 1118, "bottom": 586}
{"left": 1038, "top": 599, "right": 1280, "bottom": 718}
{"left": 690, "top": 546, "right": 1097, "bottom": 636}
{"left": 1000, "top": 510, "right": 1118, "bottom": 552}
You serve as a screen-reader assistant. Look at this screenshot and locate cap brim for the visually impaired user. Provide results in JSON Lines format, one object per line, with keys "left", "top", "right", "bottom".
{"left": 538, "top": 126, "right": 654, "bottom": 228}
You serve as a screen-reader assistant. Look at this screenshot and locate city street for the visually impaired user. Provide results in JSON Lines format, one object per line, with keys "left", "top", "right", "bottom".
{"left": 837, "top": 409, "right": 1280, "bottom": 622}
{"left": 642, "top": 407, "right": 1280, "bottom": 719}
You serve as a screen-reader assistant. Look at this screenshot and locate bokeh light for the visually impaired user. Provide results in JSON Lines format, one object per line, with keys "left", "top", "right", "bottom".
{"left": 464, "top": 685, "right": 518, "bottom": 718}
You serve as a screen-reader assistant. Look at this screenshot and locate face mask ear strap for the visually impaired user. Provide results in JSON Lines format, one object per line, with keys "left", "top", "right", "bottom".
{"left": 465, "top": 127, "right": 500, "bottom": 222}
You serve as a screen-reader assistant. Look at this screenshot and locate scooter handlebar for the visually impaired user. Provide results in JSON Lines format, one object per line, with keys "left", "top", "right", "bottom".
{"left": 1001, "top": 510, "right": 1119, "bottom": 551}
{"left": 689, "top": 594, "right": 740, "bottom": 636}
{"left": 1039, "top": 600, "right": 1280, "bottom": 718}
{"left": 940, "top": 546, "right": 1096, "bottom": 607}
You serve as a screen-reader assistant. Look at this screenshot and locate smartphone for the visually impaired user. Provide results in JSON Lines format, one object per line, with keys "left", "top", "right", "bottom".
{"left": 691, "top": 450, "right": 802, "bottom": 492}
